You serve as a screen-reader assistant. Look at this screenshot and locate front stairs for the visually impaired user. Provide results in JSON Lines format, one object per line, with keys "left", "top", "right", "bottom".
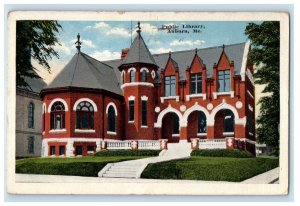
{"left": 98, "top": 140, "right": 191, "bottom": 178}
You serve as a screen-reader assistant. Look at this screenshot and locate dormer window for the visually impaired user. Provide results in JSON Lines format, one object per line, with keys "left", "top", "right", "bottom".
{"left": 165, "top": 76, "right": 176, "bottom": 97}
{"left": 218, "top": 70, "right": 230, "bottom": 92}
{"left": 190, "top": 73, "right": 202, "bottom": 94}
{"left": 141, "top": 70, "right": 147, "bottom": 82}
{"left": 130, "top": 70, "right": 135, "bottom": 82}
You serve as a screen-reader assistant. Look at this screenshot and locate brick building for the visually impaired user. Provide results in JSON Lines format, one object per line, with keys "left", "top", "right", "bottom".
{"left": 40, "top": 25, "right": 256, "bottom": 157}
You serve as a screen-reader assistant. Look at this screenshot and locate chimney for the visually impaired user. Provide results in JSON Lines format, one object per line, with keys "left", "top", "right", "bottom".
{"left": 121, "top": 48, "right": 130, "bottom": 59}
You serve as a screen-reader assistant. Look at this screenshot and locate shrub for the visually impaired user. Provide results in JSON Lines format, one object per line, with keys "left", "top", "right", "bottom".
{"left": 141, "top": 157, "right": 279, "bottom": 182}
{"left": 191, "top": 149, "right": 254, "bottom": 158}
{"left": 94, "top": 150, "right": 161, "bottom": 157}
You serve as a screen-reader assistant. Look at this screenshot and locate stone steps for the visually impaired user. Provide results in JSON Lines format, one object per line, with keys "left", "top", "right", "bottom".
{"left": 98, "top": 141, "right": 192, "bottom": 179}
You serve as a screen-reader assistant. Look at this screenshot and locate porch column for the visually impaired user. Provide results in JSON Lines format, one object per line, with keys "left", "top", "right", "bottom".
{"left": 180, "top": 126, "right": 188, "bottom": 140}
{"left": 207, "top": 125, "right": 214, "bottom": 139}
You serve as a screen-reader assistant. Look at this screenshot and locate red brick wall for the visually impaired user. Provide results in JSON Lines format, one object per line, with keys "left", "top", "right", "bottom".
{"left": 73, "top": 141, "right": 96, "bottom": 156}
{"left": 47, "top": 142, "right": 67, "bottom": 156}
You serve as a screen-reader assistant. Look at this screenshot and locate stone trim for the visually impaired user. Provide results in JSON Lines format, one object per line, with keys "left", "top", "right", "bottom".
{"left": 75, "top": 129, "right": 96, "bottom": 133}
{"left": 240, "top": 40, "right": 251, "bottom": 81}
{"left": 127, "top": 67, "right": 136, "bottom": 73}
{"left": 212, "top": 91, "right": 234, "bottom": 99}
{"left": 121, "top": 82, "right": 154, "bottom": 89}
{"left": 49, "top": 129, "right": 67, "bottom": 133}
{"left": 186, "top": 93, "right": 206, "bottom": 101}
{"left": 160, "top": 96, "right": 179, "bottom": 103}
{"left": 154, "top": 104, "right": 183, "bottom": 128}
{"left": 106, "top": 102, "right": 118, "bottom": 116}
{"left": 140, "top": 67, "right": 149, "bottom": 73}
{"left": 247, "top": 90, "right": 254, "bottom": 99}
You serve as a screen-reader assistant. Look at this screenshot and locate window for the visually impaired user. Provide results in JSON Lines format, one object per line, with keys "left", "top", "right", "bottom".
{"left": 197, "top": 112, "right": 206, "bottom": 133}
{"left": 130, "top": 70, "right": 135, "bottom": 82}
{"left": 27, "top": 136, "right": 34, "bottom": 154}
{"left": 108, "top": 106, "right": 116, "bottom": 132}
{"left": 59, "top": 146, "right": 65, "bottom": 156}
{"left": 28, "top": 102, "right": 34, "bottom": 128}
{"left": 141, "top": 70, "right": 147, "bottom": 82}
{"left": 50, "top": 146, "right": 55, "bottom": 155}
{"left": 218, "top": 70, "right": 230, "bottom": 92}
{"left": 75, "top": 146, "right": 83, "bottom": 156}
{"left": 76, "top": 101, "right": 94, "bottom": 129}
{"left": 172, "top": 113, "right": 179, "bottom": 134}
{"left": 87, "top": 146, "right": 94, "bottom": 152}
{"left": 165, "top": 76, "right": 176, "bottom": 97}
{"left": 142, "top": 100, "right": 147, "bottom": 126}
{"left": 129, "top": 100, "right": 134, "bottom": 121}
{"left": 190, "top": 73, "right": 202, "bottom": 94}
{"left": 50, "top": 101, "right": 65, "bottom": 130}
{"left": 224, "top": 109, "right": 234, "bottom": 133}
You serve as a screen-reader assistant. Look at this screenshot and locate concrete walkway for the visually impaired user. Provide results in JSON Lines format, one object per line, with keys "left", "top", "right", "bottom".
{"left": 98, "top": 142, "right": 192, "bottom": 178}
{"left": 15, "top": 167, "right": 280, "bottom": 184}
{"left": 241, "top": 167, "right": 279, "bottom": 184}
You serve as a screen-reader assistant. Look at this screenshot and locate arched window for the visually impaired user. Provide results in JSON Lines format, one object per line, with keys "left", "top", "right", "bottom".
{"left": 76, "top": 101, "right": 94, "bottom": 129}
{"left": 141, "top": 70, "right": 147, "bottom": 82}
{"left": 130, "top": 70, "right": 135, "bottom": 82}
{"left": 28, "top": 102, "right": 34, "bottom": 128}
{"left": 50, "top": 101, "right": 65, "bottom": 130}
{"left": 107, "top": 106, "right": 116, "bottom": 132}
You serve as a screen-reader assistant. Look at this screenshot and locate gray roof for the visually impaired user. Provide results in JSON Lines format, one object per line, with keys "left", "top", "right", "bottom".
{"left": 105, "top": 42, "right": 247, "bottom": 82}
{"left": 47, "top": 52, "right": 122, "bottom": 95}
{"left": 121, "top": 32, "right": 157, "bottom": 66}
{"left": 17, "top": 71, "right": 47, "bottom": 93}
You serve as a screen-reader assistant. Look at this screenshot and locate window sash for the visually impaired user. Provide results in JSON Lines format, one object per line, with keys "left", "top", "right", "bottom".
{"left": 190, "top": 73, "right": 202, "bottom": 94}
{"left": 108, "top": 107, "right": 116, "bottom": 132}
{"left": 51, "top": 112, "right": 65, "bottom": 129}
{"left": 218, "top": 70, "right": 230, "bottom": 92}
{"left": 76, "top": 111, "right": 94, "bottom": 129}
{"left": 165, "top": 76, "right": 176, "bottom": 97}
{"left": 28, "top": 137, "right": 34, "bottom": 154}
{"left": 142, "top": 101, "right": 147, "bottom": 126}
{"left": 130, "top": 71, "right": 135, "bottom": 82}
{"left": 141, "top": 71, "right": 147, "bottom": 82}
{"left": 129, "top": 101, "right": 134, "bottom": 121}
{"left": 28, "top": 103, "right": 34, "bottom": 128}
{"left": 59, "top": 146, "right": 65, "bottom": 155}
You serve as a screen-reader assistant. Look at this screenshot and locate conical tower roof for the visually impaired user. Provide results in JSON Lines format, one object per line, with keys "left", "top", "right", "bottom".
{"left": 120, "top": 23, "right": 157, "bottom": 68}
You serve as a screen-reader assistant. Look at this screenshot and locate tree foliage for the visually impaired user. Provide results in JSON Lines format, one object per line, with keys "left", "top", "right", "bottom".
{"left": 16, "top": 21, "right": 62, "bottom": 87}
{"left": 245, "top": 21, "right": 280, "bottom": 155}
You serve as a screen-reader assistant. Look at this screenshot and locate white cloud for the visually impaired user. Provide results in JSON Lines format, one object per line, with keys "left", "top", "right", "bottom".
{"left": 53, "top": 42, "right": 71, "bottom": 55}
{"left": 150, "top": 47, "right": 173, "bottom": 54}
{"left": 90, "top": 50, "right": 120, "bottom": 61}
{"left": 70, "top": 38, "right": 96, "bottom": 48}
{"left": 170, "top": 39, "right": 205, "bottom": 47}
{"left": 106, "top": 27, "right": 130, "bottom": 37}
{"left": 85, "top": 22, "right": 110, "bottom": 29}
{"left": 138, "top": 23, "right": 158, "bottom": 35}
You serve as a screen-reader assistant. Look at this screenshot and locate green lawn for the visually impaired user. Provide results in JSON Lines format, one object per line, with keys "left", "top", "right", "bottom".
{"left": 141, "top": 156, "right": 279, "bottom": 182}
{"left": 16, "top": 156, "right": 149, "bottom": 177}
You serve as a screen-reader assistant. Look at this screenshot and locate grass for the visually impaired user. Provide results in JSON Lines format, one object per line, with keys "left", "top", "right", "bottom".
{"left": 16, "top": 156, "right": 150, "bottom": 177}
{"left": 141, "top": 156, "right": 279, "bottom": 182}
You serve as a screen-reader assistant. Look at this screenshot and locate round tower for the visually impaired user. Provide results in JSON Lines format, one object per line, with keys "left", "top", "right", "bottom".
{"left": 118, "top": 22, "right": 159, "bottom": 140}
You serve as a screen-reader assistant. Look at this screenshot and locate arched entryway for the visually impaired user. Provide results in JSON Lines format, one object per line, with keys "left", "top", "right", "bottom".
{"left": 187, "top": 111, "right": 207, "bottom": 141}
{"left": 162, "top": 112, "right": 180, "bottom": 143}
{"left": 214, "top": 109, "right": 235, "bottom": 138}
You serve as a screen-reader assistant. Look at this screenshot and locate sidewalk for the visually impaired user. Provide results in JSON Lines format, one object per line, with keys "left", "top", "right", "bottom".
{"left": 15, "top": 167, "right": 279, "bottom": 184}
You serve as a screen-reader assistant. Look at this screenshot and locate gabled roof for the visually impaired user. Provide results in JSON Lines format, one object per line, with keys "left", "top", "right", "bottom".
{"left": 105, "top": 42, "right": 248, "bottom": 82}
{"left": 121, "top": 32, "right": 157, "bottom": 67}
{"left": 47, "top": 52, "right": 122, "bottom": 95}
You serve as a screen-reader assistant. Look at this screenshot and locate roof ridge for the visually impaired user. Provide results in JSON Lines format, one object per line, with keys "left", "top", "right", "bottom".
{"left": 152, "top": 42, "right": 247, "bottom": 56}
{"left": 69, "top": 53, "right": 80, "bottom": 87}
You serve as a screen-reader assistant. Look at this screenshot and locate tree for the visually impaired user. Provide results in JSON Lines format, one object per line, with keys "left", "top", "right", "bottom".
{"left": 245, "top": 21, "right": 280, "bottom": 156}
{"left": 16, "top": 21, "right": 62, "bottom": 87}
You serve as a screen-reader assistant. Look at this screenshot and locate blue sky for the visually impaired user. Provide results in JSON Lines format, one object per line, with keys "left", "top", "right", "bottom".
{"left": 36, "top": 21, "right": 259, "bottom": 83}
